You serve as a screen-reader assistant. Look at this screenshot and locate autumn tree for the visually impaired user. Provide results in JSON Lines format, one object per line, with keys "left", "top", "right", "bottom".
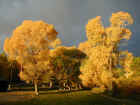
{"left": 128, "top": 56, "right": 140, "bottom": 77}
{"left": 43, "top": 46, "right": 86, "bottom": 90}
{"left": 4, "top": 20, "right": 61, "bottom": 95}
{"left": 0, "top": 53, "right": 10, "bottom": 80}
{"left": 8, "top": 59, "right": 20, "bottom": 90}
{"left": 78, "top": 41, "right": 92, "bottom": 56}
{"left": 131, "top": 57, "right": 140, "bottom": 71}
{"left": 0, "top": 52, "right": 20, "bottom": 91}
{"left": 115, "top": 56, "right": 140, "bottom": 95}
{"left": 79, "top": 11, "right": 134, "bottom": 93}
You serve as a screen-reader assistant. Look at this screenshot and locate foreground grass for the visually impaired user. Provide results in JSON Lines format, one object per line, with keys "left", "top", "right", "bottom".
{"left": 0, "top": 90, "right": 140, "bottom": 105}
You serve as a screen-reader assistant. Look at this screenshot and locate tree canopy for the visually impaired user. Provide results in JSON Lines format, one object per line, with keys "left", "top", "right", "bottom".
{"left": 79, "top": 11, "right": 134, "bottom": 92}
{"left": 3, "top": 20, "right": 61, "bottom": 95}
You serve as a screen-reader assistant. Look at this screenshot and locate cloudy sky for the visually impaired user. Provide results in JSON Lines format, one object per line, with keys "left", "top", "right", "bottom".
{"left": 0, "top": 0, "right": 140, "bottom": 56}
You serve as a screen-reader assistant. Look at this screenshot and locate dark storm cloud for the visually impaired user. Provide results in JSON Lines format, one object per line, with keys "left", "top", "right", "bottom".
{"left": 0, "top": 0, "right": 140, "bottom": 56}
{"left": 0, "top": 0, "right": 65, "bottom": 50}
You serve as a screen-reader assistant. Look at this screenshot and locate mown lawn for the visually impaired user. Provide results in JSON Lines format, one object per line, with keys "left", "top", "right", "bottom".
{"left": 0, "top": 90, "right": 140, "bottom": 105}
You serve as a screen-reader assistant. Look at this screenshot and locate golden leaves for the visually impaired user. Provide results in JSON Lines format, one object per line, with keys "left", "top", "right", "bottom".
{"left": 78, "top": 41, "right": 92, "bottom": 55}
{"left": 4, "top": 20, "right": 61, "bottom": 83}
{"left": 86, "top": 16, "right": 105, "bottom": 46}
{"left": 79, "top": 11, "right": 134, "bottom": 90}
{"left": 121, "top": 51, "right": 133, "bottom": 74}
{"left": 110, "top": 11, "right": 133, "bottom": 27}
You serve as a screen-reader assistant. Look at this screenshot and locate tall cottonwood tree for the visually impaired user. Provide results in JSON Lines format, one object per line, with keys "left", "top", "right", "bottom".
{"left": 79, "top": 11, "right": 134, "bottom": 92}
{"left": 4, "top": 20, "right": 61, "bottom": 95}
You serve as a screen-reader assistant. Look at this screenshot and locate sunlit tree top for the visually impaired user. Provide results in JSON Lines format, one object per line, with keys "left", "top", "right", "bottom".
{"left": 4, "top": 20, "right": 60, "bottom": 60}
{"left": 110, "top": 11, "right": 133, "bottom": 27}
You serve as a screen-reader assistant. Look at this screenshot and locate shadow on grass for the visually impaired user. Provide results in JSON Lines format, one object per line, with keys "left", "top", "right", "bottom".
{"left": 1, "top": 88, "right": 140, "bottom": 105}
{"left": 2, "top": 91, "right": 140, "bottom": 105}
{"left": 10, "top": 87, "right": 55, "bottom": 91}
{"left": 10, "top": 87, "right": 87, "bottom": 94}
{"left": 40, "top": 89, "right": 86, "bottom": 94}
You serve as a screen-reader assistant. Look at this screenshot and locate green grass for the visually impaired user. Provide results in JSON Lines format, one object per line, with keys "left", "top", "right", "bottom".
{"left": 1, "top": 90, "right": 140, "bottom": 105}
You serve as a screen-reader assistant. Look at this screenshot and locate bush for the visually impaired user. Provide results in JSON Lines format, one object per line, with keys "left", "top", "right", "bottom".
{"left": 116, "top": 76, "right": 140, "bottom": 96}
{"left": 92, "top": 86, "right": 106, "bottom": 94}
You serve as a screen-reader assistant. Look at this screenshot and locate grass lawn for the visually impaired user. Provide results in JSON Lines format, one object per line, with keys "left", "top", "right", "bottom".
{"left": 0, "top": 90, "right": 140, "bottom": 105}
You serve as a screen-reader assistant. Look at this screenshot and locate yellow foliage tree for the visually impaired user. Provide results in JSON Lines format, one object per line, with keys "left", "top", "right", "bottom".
{"left": 79, "top": 11, "right": 134, "bottom": 92}
{"left": 4, "top": 20, "right": 61, "bottom": 95}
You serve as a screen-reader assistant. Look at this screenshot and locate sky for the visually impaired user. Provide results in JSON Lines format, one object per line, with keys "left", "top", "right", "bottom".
{"left": 0, "top": 0, "right": 140, "bottom": 56}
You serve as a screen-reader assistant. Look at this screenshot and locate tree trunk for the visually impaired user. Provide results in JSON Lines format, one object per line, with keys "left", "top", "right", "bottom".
{"left": 21, "top": 64, "right": 23, "bottom": 72}
{"left": 109, "top": 52, "right": 113, "bottom": 91}
{"left": 68, "top": 86, "right": 71, "bottom": 91}
{"left": 68, "top": 81, "right": 72, "bottom": 91}
{"left": 49, "top": 81, "right": 53, "bottom": 88}
{"left": 8, "top": 67, "right": 13, "bottom": 91}
{"left": 63, "top": 82, "right": 66, "bottom": 90}
{"left": 78, "top": 84, "right": 82, "bottom": 89}
{"left": 34, "top": 80, "right": 39, "bottom": 96}
{"left": 8, "top": 84, "right": 11, "bottom": 91}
